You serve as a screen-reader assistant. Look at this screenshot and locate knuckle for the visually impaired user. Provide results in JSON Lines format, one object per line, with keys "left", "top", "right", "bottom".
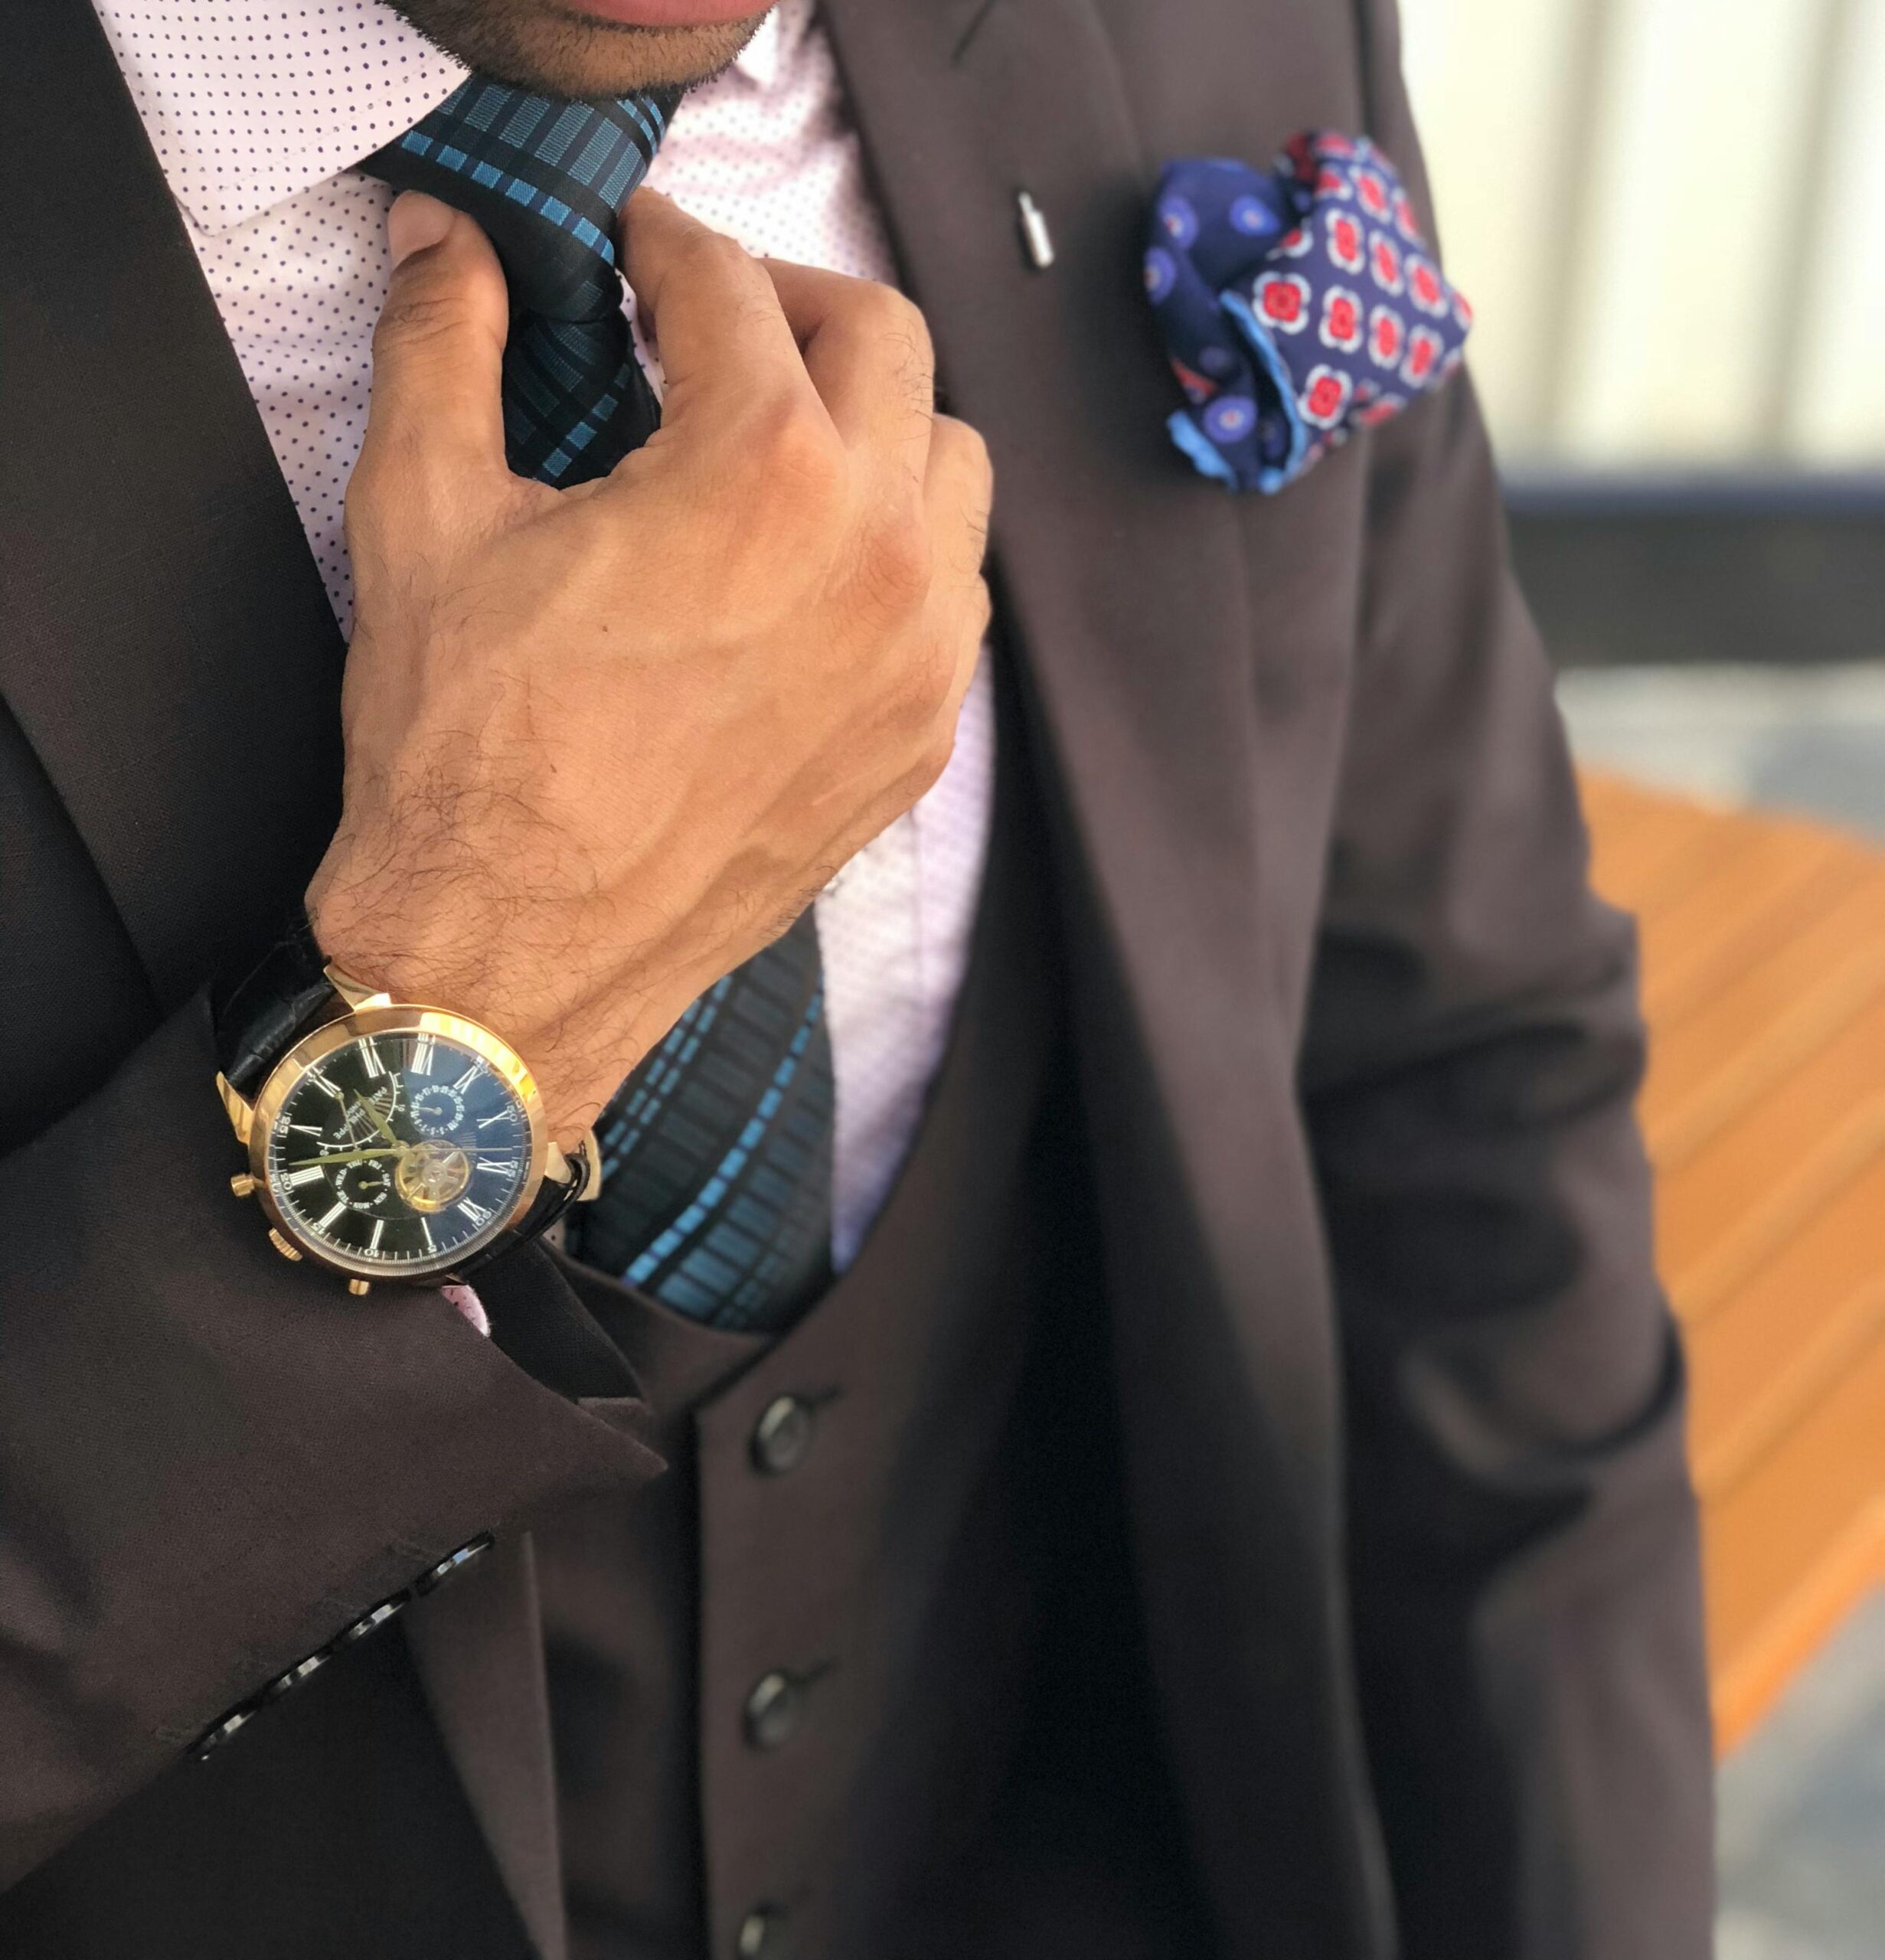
{"left": 749, "top": 392, "right": 846, "bottom": 501}
{"left": 856, "top": 281, "right": 931, "bottom": 352}
{"left": 947, "top": 502, "right": 993, "bottom": 586}
{"left": 877, "top": 293, "right": 938, "bottom": 416}
{"left": 348, "top": 431, "right": 494, "bottom": 560}
{"left": 903, "top": 725, "right": 958, "bottom": 802}
{"left": 859, "top": 509, "right": 933, "bottom": 612}
{"left": 345, "top": 446, "right": 384, "bottom": 515}
{"left": 345, "top": 446, "right": 407, "bottom": 544}
{"left": 374, "top": 281, "right": 479, "bottom": 358}
{"left": 964, "top": 426, "right": 995, "bottom": 497}
{"left": 677, "top": 227, "right": 754, "bottom": 289}
{"left": 897, "top": 635, "right": 956, "bottom": 727}
{"left": 936, "top": 414, "right": 994, "bottom": 495}
{"left": 347, "top": 423, "right": 427, "bottom": 522}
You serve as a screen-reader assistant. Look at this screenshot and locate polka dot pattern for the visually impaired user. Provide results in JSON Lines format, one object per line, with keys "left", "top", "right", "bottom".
{"left": 647, "top": 2, "right": 892, "bottom": 287}
{"left": 95, "top": 1, "right": 463, "bottom": 626}
{"left": 93, "top": 0, "right": 465, "bottom": 233}
{"left": 95, "top": 0, "right": 995, "bottom": 1275}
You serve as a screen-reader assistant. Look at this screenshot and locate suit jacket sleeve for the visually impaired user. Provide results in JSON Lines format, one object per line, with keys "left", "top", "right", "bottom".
{"left": 1297, "top": 5, "right": 1715, "bottom": 1955}
{"left": 0, "top": 989, "right": 659, "bottom": 1890}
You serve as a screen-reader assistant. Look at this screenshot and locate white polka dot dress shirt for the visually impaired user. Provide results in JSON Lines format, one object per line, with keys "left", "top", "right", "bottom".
{"left": 93, "top": 0, "right": 998, "bottom": 1274}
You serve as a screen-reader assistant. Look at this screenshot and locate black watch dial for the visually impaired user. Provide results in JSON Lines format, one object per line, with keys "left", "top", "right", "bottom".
{"left": 263, "top": 1027, "right": 534, "bottom": 1276}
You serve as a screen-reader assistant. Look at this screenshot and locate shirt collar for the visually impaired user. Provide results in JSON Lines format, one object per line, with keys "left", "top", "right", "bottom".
{"left": 93, "top": 0, "right": 468, "bottom": 234}
{"left": 731, "top": 1, "right": 809, "bottom": 90}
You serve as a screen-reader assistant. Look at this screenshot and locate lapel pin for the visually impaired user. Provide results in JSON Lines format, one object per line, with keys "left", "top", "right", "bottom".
{"left": 1016, "top": 190, "right": 1056, "bottom": 270}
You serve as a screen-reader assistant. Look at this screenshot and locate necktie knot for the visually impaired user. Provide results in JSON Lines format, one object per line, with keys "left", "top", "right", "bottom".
{"left": 370, "top": 79, "right": 675, "bottom": 322}
{"left": 363, "top": 77, "right": 676, "bottom": 485}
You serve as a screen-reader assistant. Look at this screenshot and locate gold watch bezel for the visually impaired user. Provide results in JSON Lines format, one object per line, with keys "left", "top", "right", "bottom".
{"left": 243, "top": 1004, "right": 553, "bottom": 1282}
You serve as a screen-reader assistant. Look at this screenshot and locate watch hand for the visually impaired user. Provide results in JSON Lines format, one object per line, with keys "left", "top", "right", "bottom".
{"left": 287, "top": 1143, "right": 499, "bottom": 1169}
{"left": 351, "top": 1093, "right": 402, "bottom": 1148}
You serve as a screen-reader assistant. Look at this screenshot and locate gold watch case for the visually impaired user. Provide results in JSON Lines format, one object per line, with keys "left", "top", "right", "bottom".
{"left": 217, "top": 965, "right": 583, "bottom": 1285}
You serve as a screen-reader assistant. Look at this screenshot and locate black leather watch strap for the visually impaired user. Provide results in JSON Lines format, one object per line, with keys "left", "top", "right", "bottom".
{"left": 211, "top": 910, "right": 342, "bottom": 1098}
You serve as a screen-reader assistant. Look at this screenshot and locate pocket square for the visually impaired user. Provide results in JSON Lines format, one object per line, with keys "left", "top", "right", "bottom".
{"left": 1146, "top": 134, "right": 1473, "bottom": 493}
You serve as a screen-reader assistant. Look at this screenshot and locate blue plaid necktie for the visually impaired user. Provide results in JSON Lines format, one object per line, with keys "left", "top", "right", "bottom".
{"left": 365, "top": 83, "right": 835, "bottom": 1331}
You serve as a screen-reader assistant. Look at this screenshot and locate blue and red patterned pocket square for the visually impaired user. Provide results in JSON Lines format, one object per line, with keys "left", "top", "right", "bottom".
{"left": 1146, "top": 133, "right": 1472, "bottom": 493}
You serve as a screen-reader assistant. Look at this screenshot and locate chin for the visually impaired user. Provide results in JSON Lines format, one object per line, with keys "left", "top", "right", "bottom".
{"left": 394, "top": 0, "right": 773, "bottom": 95}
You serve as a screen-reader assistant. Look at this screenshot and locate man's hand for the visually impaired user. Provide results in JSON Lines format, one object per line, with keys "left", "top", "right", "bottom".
{"left": 307, "top": 189, "right": 992, "bottom": 1144}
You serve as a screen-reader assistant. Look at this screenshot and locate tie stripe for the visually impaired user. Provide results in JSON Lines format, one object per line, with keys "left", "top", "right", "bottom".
{"left": 362, "top": 80, "right": 835, "bottom": 1331}
{"left": 579, "top": 911, "right": 833, "bottom": 1331}
{"left": 380, "top": 78, "right": 671, "bottom": 311}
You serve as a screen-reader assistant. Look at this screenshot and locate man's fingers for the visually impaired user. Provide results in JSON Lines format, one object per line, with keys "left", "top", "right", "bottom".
{"left": 923, "top": 414, "right": 995, "bottom": 596}
{"left": 618, "top": 190, "right": 821, "bottom": 449}
{"left": 765, "top": 260, "right": 937, "bottom": 485}
{"left": 354, "top": 194, "right": 511, "bottom": 514}
{"left": 923, "top": 415, "right": 995, "bottom": 723}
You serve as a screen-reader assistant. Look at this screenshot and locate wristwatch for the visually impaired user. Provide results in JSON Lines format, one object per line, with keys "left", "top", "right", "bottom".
{"left": 211, "top": 913, "right": 600, "bottom": 1293}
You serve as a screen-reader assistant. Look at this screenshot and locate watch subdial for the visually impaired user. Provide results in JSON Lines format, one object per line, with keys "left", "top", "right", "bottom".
{"left": 395, "top": 1138, "right": 474, "bottom": 1214}
{"left": 409, "top": 1082, "right": 466, "bottom": 1138}
{"left": 335, "top": 1158, "right": 394, "bottom": 1213}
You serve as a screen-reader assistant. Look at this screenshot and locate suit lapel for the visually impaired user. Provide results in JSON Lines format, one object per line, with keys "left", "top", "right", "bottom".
{"left": 818, "top": 14, "right": 1399, "bottom": 1943}
{"left": 820, "top": 0, "right": 1348, "bottom": 1406}
{"left": 0, "top": 0, "right": 344, "bottom": 1012}
{"left": 822, "top": 0, "right": 1269, "bottom": 1120}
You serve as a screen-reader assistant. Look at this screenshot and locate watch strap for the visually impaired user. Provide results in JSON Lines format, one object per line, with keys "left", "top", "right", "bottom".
{"left": 212, "top": 910, "right": 341, "bottom": 1099}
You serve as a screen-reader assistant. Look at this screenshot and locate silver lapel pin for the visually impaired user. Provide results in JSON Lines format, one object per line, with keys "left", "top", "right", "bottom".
{"left": 1016, "top": 190, "right": 1056, "bottom": 270}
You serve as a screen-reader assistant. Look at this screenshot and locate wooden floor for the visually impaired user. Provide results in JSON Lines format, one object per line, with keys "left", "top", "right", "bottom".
{"left": 1583, "top": 773, "right": 1885, "bottom": 1752}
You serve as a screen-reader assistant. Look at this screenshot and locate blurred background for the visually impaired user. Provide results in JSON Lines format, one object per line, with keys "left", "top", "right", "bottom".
{"left": 1400, "top": 3, "right": 1885, "bottom": 1954}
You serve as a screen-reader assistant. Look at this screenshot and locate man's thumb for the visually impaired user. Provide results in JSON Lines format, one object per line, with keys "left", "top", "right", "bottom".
{"left": 388, "top": 188, "right": 457, "bottom": 267}
{"left": 360, "top": 192, "right": 510, "bottom": 485}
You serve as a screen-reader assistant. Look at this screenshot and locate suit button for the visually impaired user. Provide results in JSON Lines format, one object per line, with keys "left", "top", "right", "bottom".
{"left": 750, "top": 1396, "right": 816, "bottom": 1475}
{"left": 743, "top": 1670, "right": 806, "bottom": 1750}
{"left": 736, "top": 1906, "right": 793, "bottom": 1958}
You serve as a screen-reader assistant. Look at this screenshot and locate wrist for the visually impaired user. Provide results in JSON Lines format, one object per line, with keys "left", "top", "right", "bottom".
{"left": 305, "top": 876, "right": 664, "bottom": 1149}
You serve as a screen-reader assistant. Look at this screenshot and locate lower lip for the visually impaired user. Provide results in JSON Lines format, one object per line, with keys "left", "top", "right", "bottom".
{"left": 552, "top": 0, "right": 762, "bottom": 23}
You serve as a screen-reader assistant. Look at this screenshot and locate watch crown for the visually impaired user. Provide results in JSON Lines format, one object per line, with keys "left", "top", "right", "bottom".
{"left": 347, "top": 1278, "right": 372, "bottom": 1297}
{"left": 230, "top": 1172, "right": 259, "bottom": 1199}
{"left": 266, "top": 1227, "right": 304, "bottom": 1263}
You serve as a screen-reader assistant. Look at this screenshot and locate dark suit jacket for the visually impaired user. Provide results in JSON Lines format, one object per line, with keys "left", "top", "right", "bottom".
{"left": 0, "top": 0, "right": 1713, "bottom": 1954}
